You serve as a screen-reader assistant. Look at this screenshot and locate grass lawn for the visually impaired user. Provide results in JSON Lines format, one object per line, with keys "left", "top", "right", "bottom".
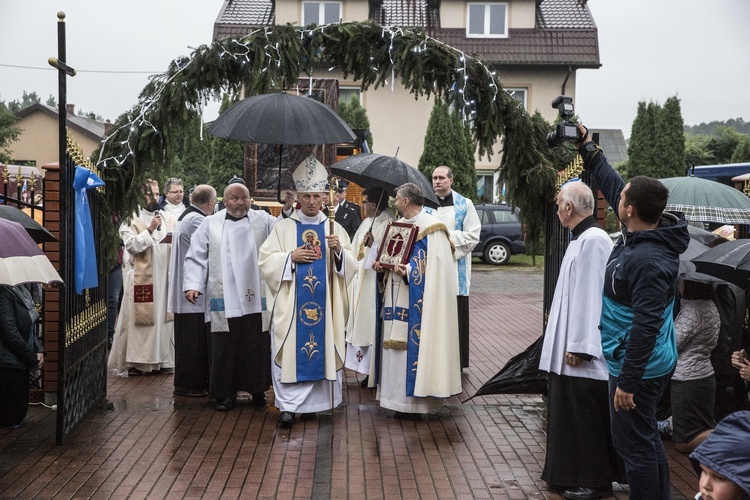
{"left": 472, "top": 254, "right": 544, "bottom": 271}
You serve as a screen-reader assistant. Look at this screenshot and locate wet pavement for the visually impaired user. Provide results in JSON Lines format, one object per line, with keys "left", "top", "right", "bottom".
{"left": 0, "top": 268, "right": 698, "bottom": 499}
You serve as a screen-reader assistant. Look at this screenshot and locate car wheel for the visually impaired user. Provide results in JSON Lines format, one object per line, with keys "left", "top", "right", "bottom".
{"left": 483, "top": 241, "right": 511, "bottom": 265}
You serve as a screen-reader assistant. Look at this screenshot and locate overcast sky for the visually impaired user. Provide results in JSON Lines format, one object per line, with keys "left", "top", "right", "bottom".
{"left": 1, "top": 0, "right": 748, "bottom": 138}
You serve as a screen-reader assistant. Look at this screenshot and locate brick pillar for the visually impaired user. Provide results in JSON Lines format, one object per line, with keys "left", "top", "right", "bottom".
{"left": 41, "top": 162, "right": 61, "bottom": 394}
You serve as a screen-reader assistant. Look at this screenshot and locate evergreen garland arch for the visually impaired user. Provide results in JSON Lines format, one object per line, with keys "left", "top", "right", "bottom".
{"left": 97, "top": 21, "right": 557, "bottom": 238}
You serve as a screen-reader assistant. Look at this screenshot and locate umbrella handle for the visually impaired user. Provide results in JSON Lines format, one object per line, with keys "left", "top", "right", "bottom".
{"left": 277, "top": 146, "right": 285, "bottom": 204}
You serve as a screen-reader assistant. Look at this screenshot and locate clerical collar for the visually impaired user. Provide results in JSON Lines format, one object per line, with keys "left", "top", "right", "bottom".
{"left": 177, "top": 205, "right": 205, "bottom": 222}
{"left": 225, "top": 213, "right": 246, "bottom": 222}
{"left": 571, "top": 216, "right": 598, "bottom": 240}
{"left": 401, "top": 213, "right": 419, "bottom": 224}
{"left": 298, "top": 212, "right": 323, "bottom": 224}
{"left": 437, "top": 191, "right": 454, "bottom": 207}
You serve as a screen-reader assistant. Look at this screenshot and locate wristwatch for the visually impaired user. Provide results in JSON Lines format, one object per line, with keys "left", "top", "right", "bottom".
{"left": 583, "top": 141, "right": 599, "bottom": 153}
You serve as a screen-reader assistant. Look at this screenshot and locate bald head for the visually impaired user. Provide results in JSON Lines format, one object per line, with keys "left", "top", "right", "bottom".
{"left": 223, "top": 183, "right": 251, "bottom": 218}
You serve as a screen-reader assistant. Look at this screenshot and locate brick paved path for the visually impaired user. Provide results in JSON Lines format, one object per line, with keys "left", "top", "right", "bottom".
{"left": 0, "top": 269, "right": 697, "bottom": 499}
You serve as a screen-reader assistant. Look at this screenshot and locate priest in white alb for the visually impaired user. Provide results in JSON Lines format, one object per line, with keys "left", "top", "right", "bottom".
{"left": 345, "top": 186, "right": 395, "bottom": 386}
{"left": 109, "top": 179, "right": 176, "bottom": 375}
{"left": 539, "top": 181, "right": 623, "bottom": 499}
{"left": 259, "top": 156, "right": 356, "bottom": 428}
{"left": 183, "top": 183, "right": 293, "bottom": 411}
{"left": 373, "top": 183, "right": 461, "bottom": 417}
{"left": 427, "top": 166, "right": 480, "bottom": 368}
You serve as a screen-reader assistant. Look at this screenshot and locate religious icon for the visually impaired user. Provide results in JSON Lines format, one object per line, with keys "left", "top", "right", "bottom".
{"left": 301, "top": 229, "right": 322, "bottom": 260}
{"left": 375, "top": 222, "right": 419, "bottom": 270}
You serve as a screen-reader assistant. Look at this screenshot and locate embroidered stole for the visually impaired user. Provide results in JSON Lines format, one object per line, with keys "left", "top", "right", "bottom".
{"left": 426, "top": 192, "right": 467, "bottom": 295}
{"left": 130, "top": 216, "right": 174, "bottom": 326}
{"left": 294, "top": 221, "right": 327, "bottom": 381}
{"left": 208, "top": 215, "right": 229, "bottom": 332}
{"left": 383, "top": 237, "right": 428, "bottom": 397}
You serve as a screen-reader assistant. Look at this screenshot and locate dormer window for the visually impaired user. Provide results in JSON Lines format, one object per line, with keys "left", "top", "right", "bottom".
{"left": 302, "top": 2, "right": 342, "bottom": 26}
{"left": 467, "top": 3, "right": 508, "bottom": 38}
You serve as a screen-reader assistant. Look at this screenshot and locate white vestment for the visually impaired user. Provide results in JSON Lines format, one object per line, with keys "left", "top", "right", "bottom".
{"left": 377, "top": 212, "right": 461, "bottom": 413}
{"left": 539, "top": 225, "right": 612, "bottom": 380}
{"left": 430, "top": 191, "right": 480, "bottom": 296}
{"left": 108, "top": 209, "right": 175, "bottom": 374}
{"left": 162, "top": 201, "right": 186, "bottom": 220}
{"left": 345, "top": 210, "right": 395, "bottom": 376}
{"left": 259, "top": 211, "right": 356, "bottom": 412}
{"left": 183, "top": 209, "right": 277, "bottom": 329}
{"left": 167, "top": 208, "right": 206, "bottom": 315}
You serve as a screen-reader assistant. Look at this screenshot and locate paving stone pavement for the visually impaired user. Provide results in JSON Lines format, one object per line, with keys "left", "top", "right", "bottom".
{"left": 0, "top": 268, "right": 697, "bottom": 499}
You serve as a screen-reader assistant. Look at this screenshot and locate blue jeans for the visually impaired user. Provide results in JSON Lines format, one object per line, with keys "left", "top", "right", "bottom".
{"left": 609, "top": 373, "right": 671, "bottom": 500}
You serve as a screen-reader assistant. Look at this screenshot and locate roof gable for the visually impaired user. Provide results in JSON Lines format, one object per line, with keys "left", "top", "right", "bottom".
{"left": 15, "top": 103, "right": 108, "bottom": 141}
{"left": 213, "top": 0, "right": 599, "bottom": 68}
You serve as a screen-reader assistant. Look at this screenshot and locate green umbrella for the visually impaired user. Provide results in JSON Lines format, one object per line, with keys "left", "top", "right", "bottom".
{"left": 660, "top": 176, "right": 750, "bottom": 224}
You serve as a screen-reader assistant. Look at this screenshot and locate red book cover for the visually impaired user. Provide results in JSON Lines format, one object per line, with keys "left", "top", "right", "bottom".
{"left": 375, "top": 221, "right": 419, "bottom": 270}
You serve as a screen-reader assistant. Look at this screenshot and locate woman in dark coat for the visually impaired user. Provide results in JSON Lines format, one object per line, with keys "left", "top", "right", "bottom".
{"left": 0, "top": 284, "right": 44, "bottom": 428}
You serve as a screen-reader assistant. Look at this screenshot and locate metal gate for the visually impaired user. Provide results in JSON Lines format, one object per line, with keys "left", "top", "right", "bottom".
{"left": 55, "top": 136, "right": 108, "bottom": 444}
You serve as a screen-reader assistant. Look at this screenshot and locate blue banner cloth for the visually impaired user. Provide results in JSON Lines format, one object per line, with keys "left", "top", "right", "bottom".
{"left": 73, "top": 166, "right": 105, "bottom": 294}
{"left": 294, "top": 222, "right": 327, "bottom": 382}
{"left": 405, "top": 237, "right": 428, "bottom": 396}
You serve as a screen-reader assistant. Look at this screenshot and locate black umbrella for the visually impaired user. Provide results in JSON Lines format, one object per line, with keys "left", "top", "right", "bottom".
{"left": 0, "top": 205, "right": 57, "bottom": 244}
{"left": 329, "top": 153, "right": 439, "bottom": 209}
{"left": 692, "top": 239, "right": 750, "bottom": 289}
{"left": 467, "top": 335, "right": 547, "bottom": 400}
{"left": 207, "top": 92, "right": 356, "bottom": 201}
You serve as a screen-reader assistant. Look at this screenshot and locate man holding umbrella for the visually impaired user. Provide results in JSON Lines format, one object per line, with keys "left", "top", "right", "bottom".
{"left": 259, "top": 155, "right": 356, "bottom": 428}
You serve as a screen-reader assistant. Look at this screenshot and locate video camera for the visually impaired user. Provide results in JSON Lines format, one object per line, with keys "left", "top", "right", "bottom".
{"left": 545, "top": 95, "right": 582, "bottom": 148}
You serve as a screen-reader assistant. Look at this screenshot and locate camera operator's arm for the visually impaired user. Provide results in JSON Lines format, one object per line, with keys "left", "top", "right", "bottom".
{"left": 576, "top": 123, "right": 626, "bottom": 220}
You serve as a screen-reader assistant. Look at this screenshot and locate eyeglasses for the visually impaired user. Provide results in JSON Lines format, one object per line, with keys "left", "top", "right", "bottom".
{"left": 363, "top": 200, "right": 375, "bottom": 205}
{"left": 168, "top": 190, "right": 184, "bottom": 195}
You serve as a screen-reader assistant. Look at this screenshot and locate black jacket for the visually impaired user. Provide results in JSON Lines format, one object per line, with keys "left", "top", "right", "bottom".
{"left": 0, "top": 286, "right": 41, "bottom": 370}
{"left": 582, "top": 144, "right": 689, "bottom": 392}
{"left": 335, "top": 204, "right": 362, "bottom": 239}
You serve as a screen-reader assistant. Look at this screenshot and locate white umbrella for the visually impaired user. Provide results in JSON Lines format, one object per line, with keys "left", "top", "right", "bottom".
{"left": 0, "top": 219, "right": 63, "bottom": 286}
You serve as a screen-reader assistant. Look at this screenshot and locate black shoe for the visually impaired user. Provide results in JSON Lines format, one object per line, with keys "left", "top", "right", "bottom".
{"left": 252, "top": 392, "right": 267, "bottom": 407}
{"left": 278, "top": 411, "right": 294, "bottom": 428}
{"left": 215, "top": 397, "right": 236, "bottom": 411}
{"left": 393, "top": 411, "right": 423, "bottom": 420}
{"left": 562, "top": 487, "right": 613, "bottom": 500}
{"left": 360, "top": 375, "right": 369, "bottom": 388}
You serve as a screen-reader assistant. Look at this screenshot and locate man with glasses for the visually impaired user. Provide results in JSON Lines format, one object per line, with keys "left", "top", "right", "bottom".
{"left": 160, "top": 177, "right": 187, "bottom": 219}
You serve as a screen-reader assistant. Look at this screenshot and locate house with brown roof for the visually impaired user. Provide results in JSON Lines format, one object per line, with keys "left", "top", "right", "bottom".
{"left": 10, "top": 103, "right": 110, "bottom": 172}
{"left": 213, "top": 0, "right": 600, "bottom": 202}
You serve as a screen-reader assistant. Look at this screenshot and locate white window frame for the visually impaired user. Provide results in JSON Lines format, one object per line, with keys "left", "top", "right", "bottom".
{"left": 466, "top": 2, "right": 508, "bottom": 38}
{"left": 506, "top": 88, "right": 527, "bottom": 109}
{"left": 338, "top": 87, "right": 361, "bottom": 106}
{"left": 302, "top": 1, "right": 342, "bottom": 26}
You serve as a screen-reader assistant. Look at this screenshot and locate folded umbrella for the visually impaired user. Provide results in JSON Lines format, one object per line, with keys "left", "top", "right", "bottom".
{"left": 329, "top": 153, "right": 439, "bottom": 208}
{"left": 0, "top": 219, "right": 63, "bottom": 286}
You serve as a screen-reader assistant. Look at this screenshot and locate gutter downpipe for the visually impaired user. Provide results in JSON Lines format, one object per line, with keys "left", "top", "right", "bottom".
{"left": 561, "top": 65, "right": 573, "bottom": 95}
